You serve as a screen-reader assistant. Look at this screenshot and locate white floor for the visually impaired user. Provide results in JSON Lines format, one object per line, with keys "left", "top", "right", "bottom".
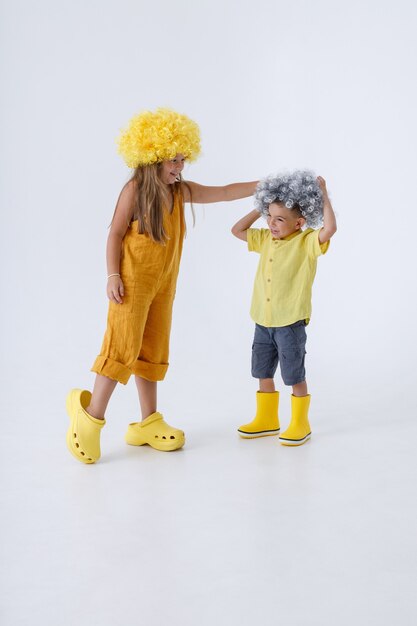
{"left": 1, "top": 388, "right": 417, "bottom": 626}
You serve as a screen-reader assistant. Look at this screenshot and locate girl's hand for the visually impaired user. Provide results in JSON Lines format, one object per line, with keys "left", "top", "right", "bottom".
{"left": 107, "top": 275, "right": 124, "bottom": 304}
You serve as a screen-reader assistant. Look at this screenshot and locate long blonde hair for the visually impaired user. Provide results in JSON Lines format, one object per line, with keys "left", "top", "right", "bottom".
{"left": 127, "top": 164, "right": 194, "bottom": 243}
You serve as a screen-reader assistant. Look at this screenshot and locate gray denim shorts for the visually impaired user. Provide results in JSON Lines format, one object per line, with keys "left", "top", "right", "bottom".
{"left": 251, "top": 320, "right": 307, "bottom": 385}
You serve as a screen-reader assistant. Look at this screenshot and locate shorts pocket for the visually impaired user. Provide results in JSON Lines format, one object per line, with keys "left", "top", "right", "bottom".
{"left": 289, "top": 323, "right": 307, "bottom": 352}
{"left": 253, "top": 324, "right": 272, "bottom": 345}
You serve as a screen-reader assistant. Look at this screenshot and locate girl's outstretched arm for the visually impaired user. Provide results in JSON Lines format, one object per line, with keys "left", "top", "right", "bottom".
{"left": 317, "top": 176, "right": 337, "bottom": 244}
{"left": 182, "top": 180, "right": 258, "bottom": 204}
{"left": 231, "top": 209, "right": 260, "bottom": 242}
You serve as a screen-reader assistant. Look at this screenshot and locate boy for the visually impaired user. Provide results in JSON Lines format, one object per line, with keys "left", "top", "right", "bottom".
{"left": 231, "top": 173, "right": 337, "bottom": 446}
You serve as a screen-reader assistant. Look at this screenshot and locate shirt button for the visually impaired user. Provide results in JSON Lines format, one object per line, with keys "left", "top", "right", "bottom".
{"left": 269, "top": 258, "right": 273, "bottom": 262}
{"left": 267, "top": 298, "right": 270, "bottom": 302}
{"left": 267, "top": 279, "right": 271, "bottom": 282}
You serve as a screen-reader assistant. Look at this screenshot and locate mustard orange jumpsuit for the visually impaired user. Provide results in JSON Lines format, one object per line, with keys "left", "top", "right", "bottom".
{"left": 91, "top": 185, "right": 185, "bottom": 384}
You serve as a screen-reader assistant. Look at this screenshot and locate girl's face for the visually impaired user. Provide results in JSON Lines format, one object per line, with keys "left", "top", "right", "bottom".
{"left": 160, "top": 154, "right": 186, "bottom": 184}
{"left": 267, "top": 203, "right": 305, "bottom": 239}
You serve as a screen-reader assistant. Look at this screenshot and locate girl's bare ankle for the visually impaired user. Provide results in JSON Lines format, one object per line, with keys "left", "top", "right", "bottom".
{"left": 86, "top": 404, "right": 104, "bottom": 420}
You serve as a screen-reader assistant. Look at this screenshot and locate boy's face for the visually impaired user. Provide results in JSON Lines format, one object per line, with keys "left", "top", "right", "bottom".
{"left": 267, "top": 203, "right": 305, "bottom": 239}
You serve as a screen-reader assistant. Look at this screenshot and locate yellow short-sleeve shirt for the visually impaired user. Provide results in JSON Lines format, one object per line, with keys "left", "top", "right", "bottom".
{"left": 247, "top": 227, "right": 330, "bottom": 327}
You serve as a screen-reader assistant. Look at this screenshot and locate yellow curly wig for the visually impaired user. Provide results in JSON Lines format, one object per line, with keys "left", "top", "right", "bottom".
{"left": 116, "top": 107, "right": 201, "bottom": 168}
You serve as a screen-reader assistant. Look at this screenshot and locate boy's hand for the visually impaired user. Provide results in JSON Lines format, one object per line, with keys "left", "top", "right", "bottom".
{"left": 317, "top": 175, "right": 337, "bottom": 243}
{"left": 107, "top": 275, "right": 124, "bottom": 304}
{"left": 317, "top": 176, "right": 328, "bottom": 196}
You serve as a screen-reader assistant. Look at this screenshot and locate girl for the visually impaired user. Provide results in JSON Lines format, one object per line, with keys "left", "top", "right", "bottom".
{"left": 66, "top": 107, "right": 257, "bottom": 464}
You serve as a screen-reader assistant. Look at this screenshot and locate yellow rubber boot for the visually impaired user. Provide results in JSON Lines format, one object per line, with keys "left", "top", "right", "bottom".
{"left": 66, "top": 389, "right": 105, "bottom": 463}
{"left": 237, "top": 391, "right": 280, "bottom": 438}
{"left": 279, "top": 394, "right": 311, "bottom": 446}
{"left": 125, "top": 412, "right": 185, "bottom": 451}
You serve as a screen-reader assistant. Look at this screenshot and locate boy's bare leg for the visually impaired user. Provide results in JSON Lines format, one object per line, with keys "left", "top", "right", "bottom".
{"left": 259, "top": 378, "right": 276, "bottom": 392}
{"left": 135, "top": 376, "right": 157, "bottom": 420}
{"left": 292, "top": 380, "right": 308, "bottom": 397}
{"left": 86, "top": 374, "right": 118, "bottom": 420}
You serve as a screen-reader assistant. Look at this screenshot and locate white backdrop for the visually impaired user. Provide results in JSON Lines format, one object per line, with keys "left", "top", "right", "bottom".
{"left": 1, "top": 0, "right": 416, "bottom": 416}
{"left": 1, "top": 1, "right": 417, "bottom": 624}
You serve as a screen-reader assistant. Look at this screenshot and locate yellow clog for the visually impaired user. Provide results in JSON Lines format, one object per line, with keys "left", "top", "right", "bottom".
{"left": 125, "top": 412, "right": 185, "bottom": 451}
{"left": 66, "top": 389, "right": 105, "bottom": 464}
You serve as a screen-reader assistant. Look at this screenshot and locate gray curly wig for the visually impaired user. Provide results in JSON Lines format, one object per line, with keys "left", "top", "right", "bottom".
{"left": 254, "top": 170, "right": 323, "bottom": 229}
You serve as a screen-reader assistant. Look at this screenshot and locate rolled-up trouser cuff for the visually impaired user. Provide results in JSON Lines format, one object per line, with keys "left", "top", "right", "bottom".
{"left": 91, "top": 356, "right": 132, "bottom": 385}
{"left": 131, "top": 359, "right": 168, "bottom": 382}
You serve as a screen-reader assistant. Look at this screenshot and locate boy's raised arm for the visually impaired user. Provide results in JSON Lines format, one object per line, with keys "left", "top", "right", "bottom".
{"left": 231, "top": 209, "right": 261, "bottom": 242}
{"left": 317, "top": 176, "right": 337, "bottom": 244}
